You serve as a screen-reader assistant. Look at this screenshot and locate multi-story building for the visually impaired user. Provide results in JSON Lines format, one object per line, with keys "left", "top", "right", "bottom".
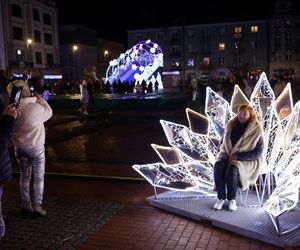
{"left": 128, "top": 20, "right": 268, "bottom": 88}
{"left": 269, "top": 0, "right": 300, "bottom": 79}
{"left": 127, "top": 0, "right": 300, "bottom": 88}
{"left": 0, "top": 0, "right": 60, "bottom": 80}
{"left": 59, "top": 25, "right": 98, "bottom": 83}
{"left": 59, "top": 27, "right": 125, "bottom": 84}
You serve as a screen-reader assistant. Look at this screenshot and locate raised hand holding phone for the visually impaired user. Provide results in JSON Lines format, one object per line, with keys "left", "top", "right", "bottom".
{"left": 9, "top": 86, "right": 23, "bottom": 108}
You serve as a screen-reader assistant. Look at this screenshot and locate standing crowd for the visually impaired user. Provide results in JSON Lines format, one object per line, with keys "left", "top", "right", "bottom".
{"left": 186, "top": 71, "right": 294, "bottom": 113}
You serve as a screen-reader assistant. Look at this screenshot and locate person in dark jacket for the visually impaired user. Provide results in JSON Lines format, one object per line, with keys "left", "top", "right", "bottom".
{"left": 0, "top": 103, "right": 20, "bottom": 239}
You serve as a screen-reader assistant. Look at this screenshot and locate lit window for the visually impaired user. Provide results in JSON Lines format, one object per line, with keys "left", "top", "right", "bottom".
{"left": 218, "top": 42, "right": 225, "bottom": 50}
{"left": 234, "top": 26, "right": 242, "bottom": 34}
{"left": 187, "top": 58, "right": 194, "bottom": 67}
{"left": 203, "top": 57, "right": 210, "bottom": 65}
{"left": 17, "top": 49, "right": 22, "bottom": 55}
{"left": 251, "top": 26, "right": 258, "bottom": 33}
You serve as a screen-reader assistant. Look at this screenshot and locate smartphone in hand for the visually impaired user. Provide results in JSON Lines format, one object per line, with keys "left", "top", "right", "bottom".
{"left": 9, "top": 86, "right": 23, "bottom": 108}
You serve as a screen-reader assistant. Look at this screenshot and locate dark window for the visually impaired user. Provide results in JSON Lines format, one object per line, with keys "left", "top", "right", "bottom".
{"left": 35, "top": 52, "right": 42, "bottom": 64}
{"left": 218, "top": 56, "right": 224, "bottom": 65}
{"left": 44, "top": 33, "right": 52, "bottom": 45}
{"left": 171, "top": 31, "right": 179, "bottom": 41}
{"left": 251, "top": 41, "right": 257, "bottom": 49}
{"left": 43, "top": 13, "right": 51, "bottom": 25}
{"left": 136, "top": 34, "right": 142, "bottom": 42}
{"left": 34, "top": 30, "right": 41, "bottom": 43}
{"left": 33, "top": 9, "right": 40, "bottom": 21}
{"left": 156, "top": 32, "right": 163, "bottom": 41}
{"left": 11, "top": 4, "right": 22, "bottom": 18}
{"left": 219, "top": 27, "right": 226, "bottom": 36}
{"left": 13, "top": 26, "right": 23, "bottom": 40}
{"left": 46, "top": 53, "right": 54, "bottom": 65}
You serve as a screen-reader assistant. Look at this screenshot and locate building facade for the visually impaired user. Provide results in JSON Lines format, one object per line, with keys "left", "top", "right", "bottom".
{"left": 268, "top": 0, "right": 300, "bottom": 79}
{"left": 127, "top": 1, "right": 300, "bottom": 88}
{"left": 97, "top": 38, "right": 125, "bottom": 80}
{"left": 59, "top": 25, "right": 98, "bottom": 83}
{"left": 127, "top": 20, "right": 268, "bottom": 88}
{"left": 0, "top": 0, "right": 60, "bottom": 80}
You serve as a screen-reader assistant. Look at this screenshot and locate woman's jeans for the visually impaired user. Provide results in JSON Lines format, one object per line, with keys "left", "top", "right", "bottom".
{"left": 214, "top": 159, "right": 239, "bottom": 200}
{"left": 15, "top": 145, "right": 45, "bottom": 204}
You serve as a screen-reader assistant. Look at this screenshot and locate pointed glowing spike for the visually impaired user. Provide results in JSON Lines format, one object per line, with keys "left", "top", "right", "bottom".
{"left": 186, "top": 108, "right": 209, "bottom": 135}
{"left": 151, "top": 143, "right": 183, "bottom": 165}
{"left": 274, "top": 83, "right": 293, "bottom": 121}
{"left": 230, "top": 85, "right": 251, "bottom": 114}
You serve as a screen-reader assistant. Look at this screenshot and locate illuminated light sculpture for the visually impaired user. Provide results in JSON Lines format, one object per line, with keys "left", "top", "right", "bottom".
{"left": 132, "top": 72, "right": 300, "bottom": 235}
{"left": 105, "top": 39, "right": 163, "bottom": 87}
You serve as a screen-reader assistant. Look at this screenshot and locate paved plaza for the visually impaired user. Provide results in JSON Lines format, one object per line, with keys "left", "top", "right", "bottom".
{"left": 0, "top": 95, "right": 298, "bottom": 249}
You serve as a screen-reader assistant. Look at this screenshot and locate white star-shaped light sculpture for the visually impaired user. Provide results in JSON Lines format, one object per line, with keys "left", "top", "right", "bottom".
{"left": 132, "top": 72, "right": 300, "bottom": 235}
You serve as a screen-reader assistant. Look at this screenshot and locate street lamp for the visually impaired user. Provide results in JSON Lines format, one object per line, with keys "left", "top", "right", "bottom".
{"left": 103, "top": 50, "right": 109, "bottom": 76}
{"left": 73, "top": 45, "right": 78, "bottom": 53}
{"left": 72, "top": 45, "right": 79, "bottom": 82}
{"left": 26, "top": 38, "right": 33, "bottom": 68}
{"left": 104, "top": 50, "right": 109, "bottom": 58}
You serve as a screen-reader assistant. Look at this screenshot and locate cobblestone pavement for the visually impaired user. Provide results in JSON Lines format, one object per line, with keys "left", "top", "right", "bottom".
{"left": 1, "top": 193, "right": 122, "bottom": 249}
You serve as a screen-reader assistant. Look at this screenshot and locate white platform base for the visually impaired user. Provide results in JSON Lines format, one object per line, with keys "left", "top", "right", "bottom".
{"left": 147, "top": 191, "right": 300, "bottom": 248}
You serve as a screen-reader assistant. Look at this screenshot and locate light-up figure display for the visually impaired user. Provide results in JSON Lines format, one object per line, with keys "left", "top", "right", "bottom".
{"left": 105, "top": 39, "right": 163, "bottom": 87}
{"left": 132, "top": 72, "right": 300, "bottom": 234}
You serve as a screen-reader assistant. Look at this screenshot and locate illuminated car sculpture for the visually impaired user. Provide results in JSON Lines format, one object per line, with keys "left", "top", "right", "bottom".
{"left": 133, "top": 72, "right": 300, "bottom": 235}
{"left": 105, "top": 39, "right": 163, "bottom": 87}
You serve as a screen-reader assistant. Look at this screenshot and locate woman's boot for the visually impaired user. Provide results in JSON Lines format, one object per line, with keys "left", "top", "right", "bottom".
{"left": 33, "top": 203, "right": 47, "bottom": 216}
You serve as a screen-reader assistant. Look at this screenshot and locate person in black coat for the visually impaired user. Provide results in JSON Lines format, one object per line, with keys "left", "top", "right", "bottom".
{"left": 0, "top": 103, "right": 20, "bottom": 240}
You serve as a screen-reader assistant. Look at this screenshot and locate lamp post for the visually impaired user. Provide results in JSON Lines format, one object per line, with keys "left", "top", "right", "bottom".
{"left": 72, "top": 45, "right": 78, "bottom": 82}
{"left": 26, "top": 38, "right": 33, "bottom": 68}
{"left": 103, "top": 50, "right": 109, "bottom": 76}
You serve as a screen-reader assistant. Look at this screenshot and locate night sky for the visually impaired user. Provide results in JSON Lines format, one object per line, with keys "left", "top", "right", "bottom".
{"left": 55, "top": 0, "right": 299, "bottom": 44}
